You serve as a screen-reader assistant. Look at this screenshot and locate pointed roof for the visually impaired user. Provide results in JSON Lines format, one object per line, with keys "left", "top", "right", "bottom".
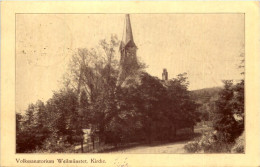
{"left": 120, "top": 14, "right": 136, "bottom": 50}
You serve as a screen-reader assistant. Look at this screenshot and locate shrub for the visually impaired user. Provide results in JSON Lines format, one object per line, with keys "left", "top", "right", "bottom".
{"left": 231, "top": 132, "right": 245, "bottom": 153}
{"left": 33, "top": 134, "right": 75, "bottom": 153}
{"left": 184, "top": 131, "right": 235, "bottom": 153}
{"left": 184, "top": 141, "right": 201, "bottom": 153}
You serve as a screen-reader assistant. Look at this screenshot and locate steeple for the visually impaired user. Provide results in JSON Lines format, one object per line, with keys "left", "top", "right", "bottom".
{"left": 120, "top": 14, "right": 136, "bottom": 51}
{"left": 117, "top": 14, "right": 138, "bottom": 86}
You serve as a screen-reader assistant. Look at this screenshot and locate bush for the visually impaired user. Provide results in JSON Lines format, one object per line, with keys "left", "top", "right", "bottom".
{"left": 184, "top": 131, "right": 235, "bottom": 153}
{"left": 231, "top": 132, "right": 244, "bottom": 153}
{"left": 184, "top": 141, "right": 201, "bottom": 153}
{"left": 32, "top": 134, "right": 75, "bottom": 153}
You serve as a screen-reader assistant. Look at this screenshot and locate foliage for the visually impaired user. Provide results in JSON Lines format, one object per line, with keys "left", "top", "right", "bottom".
{"left": 16, "top": 35, "right": 200, "bottom": 152}
{"left": 191, "top": 87, "right": 221, "bottom": 122}
{"left": 16, "top": 89, "right": 81, "bottom": 153}
{"left": 185, "top": 79, "right": 244, "bottom": 153}
{"left": 184, "top": 131, "right": 234, "bottom": 153}
{"left": 231, "top": 132, "right": 245, "bottom": 153}
{"left": 213, "top": 80, "right": 244, "bottom": 142}
{"left": 16, "top": 101, "right": 50, "bottom": 153}
{"left": 184, "top": 141, "right": 201, "bottom": 153}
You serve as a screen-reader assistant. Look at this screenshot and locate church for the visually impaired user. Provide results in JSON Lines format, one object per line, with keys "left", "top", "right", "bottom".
{"left": 81, "top": 14, "right": 193, "bottom": 150}
{"left": 117, "top": 14, "right": 168, "bottom": 87}
{"left": 116, "top": 14, "right": 194, "bottom": 140}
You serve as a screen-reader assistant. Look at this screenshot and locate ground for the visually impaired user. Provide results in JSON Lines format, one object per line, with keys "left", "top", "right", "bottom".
{"left": 75, "top": 126, "right": 212, "bottom": 153}
{"left": 75, "top": 139, "right": 191, "bottom": 153}
{"left": 107, "top": 141, "right": 188, "bottom": 154}
{"left": 104, "top": 126, "right": 211, "bottom": 153}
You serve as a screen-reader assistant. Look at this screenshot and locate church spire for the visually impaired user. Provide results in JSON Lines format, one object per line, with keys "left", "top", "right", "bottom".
{"left": 120, "top": 14, "right": 136, "bottom": 51}
{"left": 117, "top": 14, "right": 139, "bottom": 87}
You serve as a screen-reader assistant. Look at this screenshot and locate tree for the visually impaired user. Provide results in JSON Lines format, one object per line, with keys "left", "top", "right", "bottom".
{"left": 62, "top": 35, "right": 121, "bottom": 147}
{"left": 16, "top": 104, "right": 38, "bottom": 152}
{"left": 113, "top": 72, "right": 199, "bottom": 144}
{"left": 232, "top": 79, "right": 244, "bottom": 131}
{"left": 213, "top": 80, "right": 243, "bottom": 142}
{"left": 45, "top": 89, "right": 79, "bottom": 137}
{"left": 16, "top": 33, "right": 202, "bottom": 152}
{"left": 16, "top": 101, "right": 49, "bottom": 152}
{"left": 16, "top": 112, "right": 23, "bottom": 152}
{"left": 213, "top": 52, "right": 244, "bottom": 143}
{"left": 164, "top": 73, "right": 199, "bottom": 138}
{"left": 136, "top": 73, "right": 167, "bottom": 143}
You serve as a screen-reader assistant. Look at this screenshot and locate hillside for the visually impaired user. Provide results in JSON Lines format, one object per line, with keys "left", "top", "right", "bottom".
{"left": 191, "top": 87, "right": 222, "bottom": 103}
{"left": 190, "top": 87, "right": 222, "bottom": 122}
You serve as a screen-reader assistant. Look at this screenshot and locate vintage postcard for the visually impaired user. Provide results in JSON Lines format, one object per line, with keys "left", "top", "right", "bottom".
{"left": 1, "top": 1, "right": 260, "bottom": 167}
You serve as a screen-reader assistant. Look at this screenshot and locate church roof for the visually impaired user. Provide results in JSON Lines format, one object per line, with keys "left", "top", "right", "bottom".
{"left": 120, "top": 14, "right": 136, "bottom": 50}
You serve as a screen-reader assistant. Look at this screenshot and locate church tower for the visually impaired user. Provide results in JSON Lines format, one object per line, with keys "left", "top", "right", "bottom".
{"left": 162, "top": 68, "right": 168, "bottom": 81}
{"left": 117, "top": 14, "right": 139, "bottom": 86}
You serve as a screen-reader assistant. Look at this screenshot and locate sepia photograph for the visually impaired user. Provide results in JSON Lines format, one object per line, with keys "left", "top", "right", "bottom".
{"left": 15, "top": 13, "right": 245, "bottom": 154}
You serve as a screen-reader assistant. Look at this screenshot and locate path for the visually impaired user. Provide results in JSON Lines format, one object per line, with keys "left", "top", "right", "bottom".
{"left": 107, "top": 141, "right": 189, "bottom": 154}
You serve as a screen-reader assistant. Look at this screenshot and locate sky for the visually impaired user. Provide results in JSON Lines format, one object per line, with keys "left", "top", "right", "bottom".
{"left": 16, "top": 14, "right": 244, "bottom": 112}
